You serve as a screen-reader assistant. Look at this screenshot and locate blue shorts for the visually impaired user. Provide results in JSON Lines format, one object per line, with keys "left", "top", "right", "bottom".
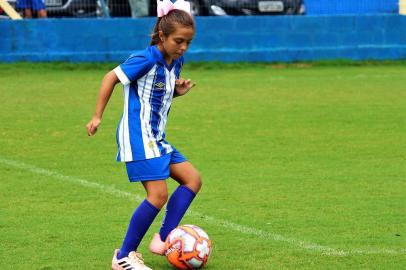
{"left": 125, "top": 148, "right": 187, "bottom": 182}
{"left": 16, "top": 0, "right": 46, "bottom": 10}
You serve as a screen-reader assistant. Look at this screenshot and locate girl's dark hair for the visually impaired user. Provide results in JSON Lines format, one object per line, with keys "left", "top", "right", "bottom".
{"left": 150, "top": 9, "right": 195, "bottom": 45}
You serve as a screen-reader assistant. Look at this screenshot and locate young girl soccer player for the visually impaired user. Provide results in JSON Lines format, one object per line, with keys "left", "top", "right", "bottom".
{"left": 86, "top": 1, "right": 201, "bottom": 269}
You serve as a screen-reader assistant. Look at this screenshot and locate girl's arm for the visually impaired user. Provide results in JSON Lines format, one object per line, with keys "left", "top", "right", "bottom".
{"left": 174, "top": 78, "right": 196, "bottom": 98}
{"left": 86, "top": 70, "right": 120, "bottom": 136}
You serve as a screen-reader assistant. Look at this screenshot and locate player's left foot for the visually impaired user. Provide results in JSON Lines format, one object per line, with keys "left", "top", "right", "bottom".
{"left": 149, "top": 233, "right": 166, "bottom": 256}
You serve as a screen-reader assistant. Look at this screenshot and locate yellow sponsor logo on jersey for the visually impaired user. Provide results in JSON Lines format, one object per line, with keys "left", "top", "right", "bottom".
{"left": 148, "top": 141, "right": 156, "bottom": 149}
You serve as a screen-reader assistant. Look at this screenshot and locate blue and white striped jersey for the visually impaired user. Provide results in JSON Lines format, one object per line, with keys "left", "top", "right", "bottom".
{"left": 113, "top": 45, "right": 184, "bottom": 162}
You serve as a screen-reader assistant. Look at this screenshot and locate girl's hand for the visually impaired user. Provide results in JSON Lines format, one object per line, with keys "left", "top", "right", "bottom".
{"left": 86, "top": 116, "right": 101, "bottom": 136}
{"left": 175, "top": 78, "right": 196, "bottom": 96}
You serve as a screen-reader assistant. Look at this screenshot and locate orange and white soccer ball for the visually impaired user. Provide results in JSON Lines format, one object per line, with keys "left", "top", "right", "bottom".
{"left": 165, "top": 225, "right": 212, "bottom": 269}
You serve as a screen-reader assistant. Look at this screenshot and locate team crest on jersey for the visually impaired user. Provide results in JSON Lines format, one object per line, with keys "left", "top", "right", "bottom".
{"left": 148, "top": 141, "right": 156, "bottom": 149}
{"left": 154, "top": 82, "right": 166, "bottom": 90}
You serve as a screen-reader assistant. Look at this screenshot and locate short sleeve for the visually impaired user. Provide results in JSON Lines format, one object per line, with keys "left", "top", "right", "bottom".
{"left": 114, "top": 54, "right": 154, "bottom": 86}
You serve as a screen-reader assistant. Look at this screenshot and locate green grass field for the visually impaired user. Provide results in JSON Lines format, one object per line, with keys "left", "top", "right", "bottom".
{"left": 0, "top": 62, "right": 405, "bottom": 269}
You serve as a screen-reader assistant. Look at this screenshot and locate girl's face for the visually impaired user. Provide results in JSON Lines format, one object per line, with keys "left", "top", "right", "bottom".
{"left": 159, "top": 25, "right": 194, "bottom": 61}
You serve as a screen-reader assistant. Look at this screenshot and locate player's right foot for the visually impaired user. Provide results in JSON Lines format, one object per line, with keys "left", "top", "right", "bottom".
{"left": 112, "top": 249, "right": 153, "bottom": 270}
{"left": 149, "top": 233, "right": 166, "bottom": 256}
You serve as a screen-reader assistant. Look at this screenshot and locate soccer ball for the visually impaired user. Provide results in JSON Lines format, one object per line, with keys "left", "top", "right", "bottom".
{"left": 165, "top": 225, "right": 212, "bottom": 269}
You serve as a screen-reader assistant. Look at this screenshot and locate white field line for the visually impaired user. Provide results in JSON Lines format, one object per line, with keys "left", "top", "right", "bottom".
{"left": 0, "top": 156, "right": 404, "bottom": 256}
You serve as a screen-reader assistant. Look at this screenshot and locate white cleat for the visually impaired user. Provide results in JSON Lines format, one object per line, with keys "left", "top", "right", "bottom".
{"left": 149, "top": 233, "right": 166, "bottom": 256}
{"left": 112, "top": 249, "right": 153, "bottom": 270}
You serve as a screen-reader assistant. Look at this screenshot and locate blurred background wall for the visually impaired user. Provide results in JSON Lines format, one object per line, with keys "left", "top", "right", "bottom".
{"left": 1, "top": 0, "right": 405, "bottom": 62}
{"left": 305, "top": 0, "right": 399, "bottom": 15}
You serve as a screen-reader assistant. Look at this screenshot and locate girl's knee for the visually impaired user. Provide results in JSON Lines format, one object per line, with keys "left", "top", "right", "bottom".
{"left": 189, "top": 173, "right": 202, "bottom": 194}
{"left": 147, "top": 190, "right": 168, "bottom": 209}
{"left": 196, "top": 174, "right": 203, "bottom": 191}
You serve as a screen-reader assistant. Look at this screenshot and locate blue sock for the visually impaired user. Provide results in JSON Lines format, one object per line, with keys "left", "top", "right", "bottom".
{"left": 118, "top": 199, "right": 160, "bottom": 259}
{"left": 159, "top": 185, "right": 196, "bottom": 241}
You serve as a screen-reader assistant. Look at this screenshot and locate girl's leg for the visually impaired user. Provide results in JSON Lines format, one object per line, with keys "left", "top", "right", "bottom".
{"left": 24, "top": 8, "right": 32, "bottom": 18}
{"left": 159, "top": 161, "right": 202, "bottom": 241}
{"left": 117, "top": 180, "right": 168, "bottom": 259}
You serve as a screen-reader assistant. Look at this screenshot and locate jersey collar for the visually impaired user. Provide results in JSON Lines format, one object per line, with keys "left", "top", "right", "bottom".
{"left": 151, "top": 45, "right": 176, "bottom": 71}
